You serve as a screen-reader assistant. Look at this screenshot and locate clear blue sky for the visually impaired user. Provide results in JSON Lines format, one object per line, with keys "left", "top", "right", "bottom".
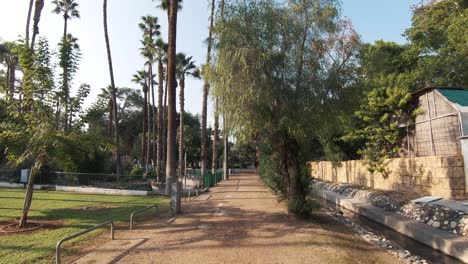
{"left": 0, "top": 0, "right": 418, "bottom": 125}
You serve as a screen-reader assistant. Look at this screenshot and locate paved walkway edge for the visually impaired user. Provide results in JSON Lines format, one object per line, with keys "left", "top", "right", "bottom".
{"left": 320, "top": 190, "right": 468, "bottom": 263}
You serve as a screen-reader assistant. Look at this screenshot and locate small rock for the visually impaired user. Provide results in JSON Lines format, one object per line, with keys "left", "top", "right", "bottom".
{"left": 450, "top": 221, "right": 457, "bottom": 228}
{"left": 432, "top": 222, "right": 440, "bottom": 228}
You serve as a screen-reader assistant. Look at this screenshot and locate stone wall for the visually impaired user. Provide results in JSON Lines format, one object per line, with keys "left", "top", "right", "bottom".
{"left": 309, "top": 156, "right": 466, "bottom": 198}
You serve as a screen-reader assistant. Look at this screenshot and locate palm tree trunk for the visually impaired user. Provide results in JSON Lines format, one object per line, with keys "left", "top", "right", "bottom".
{"left": 30, "top": 0, "right": 44, "bottom": 51}
{"left": 212, "top": 98, "right": 219, "bottom": 174}
{"left": 163, "top": 69, "right": 168, "bottom": 178}
{"left": 5, "top": 65, "right": 10, "bottom": 100}
{"left": 103, "top": 0, "right": 122, "bottom": 177}
{"left": 25, "top": 0, "right": 34, "bottom": 47}
{"left": 179, "top": 77, "right": 185, "bottom": 179}
{"left": 223, "top": 113, "right": 228, "bottom": 180}
{"left": 201, "top": 0, "right": 216, "bottom": 177}
{"left": 165, "top": 0, "right": 178, "bottom": 195}
{"left": 146, "top": 67, "right": 152, "bottom": 174}
{"left": 157, "top": 61, "right": 164, "bottom": 181}
{"left": 108, "top": 99, "right": 113, "bottom": 137}
{"left": 9, "top": 60, "right": 16, "bottom": 101}
{"left": 63, "top": 17, "right": 69, "bottom": 133}
{"left": 151, "top": 63, "right": 156, "bottom": 173}
{"left": 142, "top": 84, "right": 148, "bottom": 168}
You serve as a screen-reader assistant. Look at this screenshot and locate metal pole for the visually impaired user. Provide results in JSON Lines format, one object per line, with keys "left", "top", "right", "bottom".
{"left": 425, "top": 93, "right": 436, "bottom": 156}
{"left": 223, "top": 113, "right": 228, "bottom": 180}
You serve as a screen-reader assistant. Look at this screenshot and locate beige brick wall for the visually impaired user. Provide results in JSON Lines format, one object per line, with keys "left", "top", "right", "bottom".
{"left": 309, "top": 156, "right": 466, "bottom": 198}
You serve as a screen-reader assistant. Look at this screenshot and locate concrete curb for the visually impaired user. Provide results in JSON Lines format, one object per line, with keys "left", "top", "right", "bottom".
{"left": 55, "top": 186, "right": 149, "bottom": 196}
{"left": 320, "top": 190, "right": 468, "bottom": 263}
{"left": 0, "top": 182, "right": 48, "bottom": 190}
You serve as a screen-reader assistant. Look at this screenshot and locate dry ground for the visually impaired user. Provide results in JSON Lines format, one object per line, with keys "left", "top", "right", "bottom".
{"left": 72, "top": 173, "right": 402, "bottom": 264}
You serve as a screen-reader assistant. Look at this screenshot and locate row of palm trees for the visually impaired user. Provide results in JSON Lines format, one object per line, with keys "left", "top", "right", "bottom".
{"left": 18, "top": 0, "right": 223, "bottom": 196}
{"left": 133, "top": 14, "right": 200, "bottom": 183}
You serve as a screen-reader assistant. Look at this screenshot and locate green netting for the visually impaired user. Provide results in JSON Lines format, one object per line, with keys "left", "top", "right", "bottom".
{"left": 437, "top": 89, "right": 468, "bottom": 106}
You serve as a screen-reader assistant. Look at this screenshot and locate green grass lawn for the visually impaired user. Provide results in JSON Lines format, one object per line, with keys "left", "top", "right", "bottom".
{"left": 0, "top": 187, "right": 168, "bottom": 264}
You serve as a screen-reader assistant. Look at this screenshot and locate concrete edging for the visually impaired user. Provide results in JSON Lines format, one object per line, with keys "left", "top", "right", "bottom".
{"left": 0, "top": 182, "right": 48, "bottom": 190}
{"left": 55, "top": 186, "right": 149, "bottom": 196}
{"left": 320, "top": 190, "right": 468, "bottom": 263}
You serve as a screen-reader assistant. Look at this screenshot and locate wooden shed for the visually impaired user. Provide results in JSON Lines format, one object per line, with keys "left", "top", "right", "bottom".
{"left": 402, "top": 86, "right": 468, "bottom": 193}
{"left": 404, "top": 86, "right": 468, "bottom": 157}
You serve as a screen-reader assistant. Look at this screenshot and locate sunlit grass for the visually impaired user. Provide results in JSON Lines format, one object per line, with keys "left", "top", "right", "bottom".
{"left": 0, "top": 187, "right": 168, "bottom": 263}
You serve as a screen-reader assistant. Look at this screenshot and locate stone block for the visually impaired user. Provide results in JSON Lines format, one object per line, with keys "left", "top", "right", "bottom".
{"left": 441, "top": 156, "right": 464, "bottom": 168}
{"left": 403, "top": 176, "right": 413, "bottom": 185}
{"left": 448, "top": 178, "right": 466, "bottom": 189}
{"left": 432, "top": 167, "right": 451, "bottom": 178}
{"left": 425, "top": 156, "right": 443, "bottom": 168}
{"left": 451, "top": 167, "right": 465, "bottom": 179}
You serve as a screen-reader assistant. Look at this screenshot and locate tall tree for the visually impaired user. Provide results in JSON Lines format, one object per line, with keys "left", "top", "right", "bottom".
{"left": 176, "top": 53, "right": 200, "bottom": 178}
{"left": 26, "top": 0, "right": 34, "bottom": 47}
{"left": 57, "top": 34, "right": 81, "bottom": 129}
{"left": 164, "top": 0, "right": 179, "bottom": 195}
{"left": 139, "top": 16, "right": 161, "bottom": 173}
{"left": 201, "top": 0, "right": 216, "bottom": 177}
{"left": 132, "top": 70, "right": 150, "bottom": 166}
{"left": 0, "top": 42, "right": 18, "bottom": 102}
{"left": 51, "top": 0, "right": 80, "bottom": 132}
{"left": 208, "top": 0, "right": 359, "bottom": 216}
{"left": 103, "top": 0, "right": 122, "bottom": 177}
{"left": 31, "top": 0, "right": 45, "bottom": 51}
{"left": 155, "top": 38, "right": 168, "bottom": 180}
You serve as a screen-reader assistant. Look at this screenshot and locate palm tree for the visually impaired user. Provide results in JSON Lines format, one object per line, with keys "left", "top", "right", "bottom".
{"left": 139, "top": 16, "right": 161, "bottom": 174}
{"left": 0, "top": 42, "right": 18, "bottom": 102}
{"left": 201, "top": 0, "right": 216, "bottom": 177}
{"left": 30, "top": 0, "right": 45, "bottom": 51}
{"left": 103, "top": 0, "right": 121, "bottom": 177}
{"left": 155, "top": 38, "right": 168, "bottom": 180}
{"left": 164, "top": 0, "right": 179, "bottom": 196}
{"left": 132, "top": 70, "right": 150, "bottom": 167}
{"left": 26, "top": 0, "right": 34, "bottom": 46}
{"left": 176, "top": 53, "right": 200, "bottom": 178}
{"left": 52, "top": 0, "right": 80, "bottom": 132}
{"left": 51, "top": 0, "right": 80, "bottom": 38}
{"left": 98, "top": 85, "right": 126, "bottom": 137}
{"left": 157, "top": 0, "right": 183, "bottom": 17}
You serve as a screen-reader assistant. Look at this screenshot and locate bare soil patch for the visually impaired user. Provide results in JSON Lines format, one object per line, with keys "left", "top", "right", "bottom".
{"left": 0, "top": 219, "right": 64, "bottom": 236}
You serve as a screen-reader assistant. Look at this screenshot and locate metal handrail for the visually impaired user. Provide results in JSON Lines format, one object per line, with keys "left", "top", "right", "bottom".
{"left": 56, "top": 220, "right": 114, "bottom": 264}
{"left": 184, "top": 189, "right": 200, "bottom": 202}
{"left": 129, "top": 204, "right": 159, "bottom": 230}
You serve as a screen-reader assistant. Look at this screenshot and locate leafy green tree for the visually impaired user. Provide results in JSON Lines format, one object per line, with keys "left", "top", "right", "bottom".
{"left": 52, "top": 0, "right": 80, "bottom": 132}
{"left": 1, "top": 41, "right": 88, "bottom": 228}
{"left": 208, "top": 0, "right": 360, "bottom": 216}
{"left": 57, "top": 34, "right": 81, "bottom": 131}
{"left": 404, "top": 0, "right": 467, "bottom": 88}
{"left": 343, "top": 87, "right": 413, "bottom": 174}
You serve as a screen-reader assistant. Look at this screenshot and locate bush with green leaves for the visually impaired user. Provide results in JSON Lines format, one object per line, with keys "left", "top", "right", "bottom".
{"left": 344, "top": 86, "right": 413, "bottom": 174}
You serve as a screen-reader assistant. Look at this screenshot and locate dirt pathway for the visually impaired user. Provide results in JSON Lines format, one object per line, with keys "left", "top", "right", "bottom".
{"left": 73, "top": 173, "right": 401, "bottom": 264}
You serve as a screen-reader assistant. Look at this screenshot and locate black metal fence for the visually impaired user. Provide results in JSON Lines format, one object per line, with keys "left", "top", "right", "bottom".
{"left": 0, "top": 169, "right": 151, "bottom": 191}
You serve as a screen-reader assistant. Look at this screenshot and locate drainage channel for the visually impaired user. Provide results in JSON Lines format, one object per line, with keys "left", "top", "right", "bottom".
{"left": 319, "top": 197, "right": 463, "bottom": 264}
